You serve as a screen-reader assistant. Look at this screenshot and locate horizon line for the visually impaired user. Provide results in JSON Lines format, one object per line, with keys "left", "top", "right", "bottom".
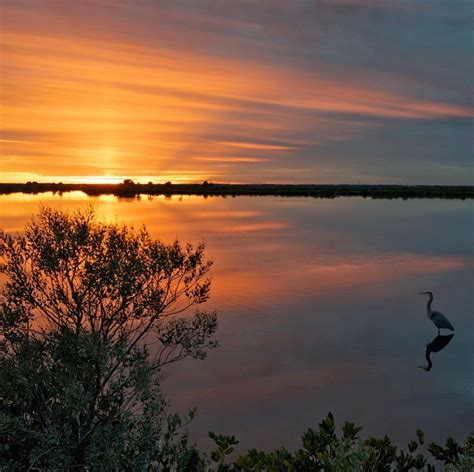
{"left": 0, "top": 182, "right": 473, "bottom": 187}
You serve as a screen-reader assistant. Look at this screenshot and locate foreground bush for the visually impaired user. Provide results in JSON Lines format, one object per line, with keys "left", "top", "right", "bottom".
{"left": 0, "top": 207, "right": 217, "bottom": 470}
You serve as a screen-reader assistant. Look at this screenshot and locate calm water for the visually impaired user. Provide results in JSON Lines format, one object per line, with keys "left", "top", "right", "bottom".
{"left": 1, "top": 192, "right": 473, "bottom": 451}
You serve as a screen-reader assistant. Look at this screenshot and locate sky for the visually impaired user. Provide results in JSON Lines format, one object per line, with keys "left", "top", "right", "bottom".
{"left": 0, "top": 0, "right": 473, "bottom": 184}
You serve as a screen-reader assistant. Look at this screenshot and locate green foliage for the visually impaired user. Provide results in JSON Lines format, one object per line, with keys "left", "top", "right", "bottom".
{"left": 206, "top": 414, "right": 473, "bottom": 472}
{"left": 209, "top": 432, "right": 239, "bottom": 470}
{"left": 429, "top": 433, "right": 474, "bottom": 471}
{"left": 0, "top": 207, "right": 218, "bottom": 470}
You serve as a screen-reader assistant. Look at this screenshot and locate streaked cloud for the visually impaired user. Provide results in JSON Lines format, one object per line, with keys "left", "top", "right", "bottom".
{"left": 216, "top": 142, "right": 297, "bottom": 151}
{"left": 192, "top": 157, "right": 270, "bottom": 163}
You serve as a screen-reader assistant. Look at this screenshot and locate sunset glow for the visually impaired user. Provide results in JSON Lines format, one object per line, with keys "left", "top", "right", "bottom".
{"left": 1, "top": 1, "right": 472, "bottom": 184}
{"left": 1, "top": 2, "right": 473, "bottom": 463}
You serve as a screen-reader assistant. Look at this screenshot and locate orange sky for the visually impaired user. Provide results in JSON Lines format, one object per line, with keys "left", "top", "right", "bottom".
{"left": 1, "top": 1, "right": 473, "bottom": 184}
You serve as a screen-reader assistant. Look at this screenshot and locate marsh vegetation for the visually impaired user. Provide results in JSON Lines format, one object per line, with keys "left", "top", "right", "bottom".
{"left": 1, "top": 182, "right": 473, "bottom": 200}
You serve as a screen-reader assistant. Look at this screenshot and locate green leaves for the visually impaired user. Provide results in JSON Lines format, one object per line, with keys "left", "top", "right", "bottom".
{"left": 0, "top": 207, "right": 219, "bottom": 470}
{"left": 342, "top": 421, "right": 362, "bottom": 441}
{"left": 206, "top": 415, "right": 473, "bottom": 471}
{"left": 157, "top": 311, "right": 218, "bottom": 365}
{"left": 428, "top": 434, "right": 474, "bottom": 469}
{"left": 209, "top": 432, "right": 239, "bottom": 469}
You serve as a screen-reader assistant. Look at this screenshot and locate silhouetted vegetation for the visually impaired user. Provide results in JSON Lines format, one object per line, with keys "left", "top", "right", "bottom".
{"left": 0, "top": 182, "right": 473, "bottom": 199}
{"left": 0, "top": 208, "right": 217, "bottom": 470}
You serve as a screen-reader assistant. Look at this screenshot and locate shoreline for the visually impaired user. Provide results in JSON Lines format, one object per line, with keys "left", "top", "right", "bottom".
{"left": 0, "top": 182, "right": 473, "bottom": 199}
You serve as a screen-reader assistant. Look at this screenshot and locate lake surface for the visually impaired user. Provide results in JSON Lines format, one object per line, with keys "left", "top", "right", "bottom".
{"left": 1, "top": 192, "right": 473, "bottom": 452}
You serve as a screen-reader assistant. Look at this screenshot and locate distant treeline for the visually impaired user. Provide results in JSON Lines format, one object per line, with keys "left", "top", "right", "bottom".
{"left": 1, "top": 181, "right": 473, "bottom": 199}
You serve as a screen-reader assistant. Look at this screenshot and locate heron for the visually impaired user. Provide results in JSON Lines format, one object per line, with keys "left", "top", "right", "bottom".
{"left": 419, "top": 291, "right": 454, "bottom": 334}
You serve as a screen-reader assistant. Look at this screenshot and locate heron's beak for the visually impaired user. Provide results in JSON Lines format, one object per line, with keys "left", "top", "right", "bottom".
{"left": 418, "top": 292, "right": 427, "bottom": 295}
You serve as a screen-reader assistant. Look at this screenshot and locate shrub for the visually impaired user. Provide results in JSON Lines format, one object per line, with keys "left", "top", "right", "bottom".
{"left": 0, "top": 207, "right": 217, "bottom": 470}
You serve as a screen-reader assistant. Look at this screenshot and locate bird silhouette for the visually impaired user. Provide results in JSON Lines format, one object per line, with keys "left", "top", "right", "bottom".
{"left": 418, "top": 333, "right": 454, "bottom": 371}
{"left": 419, "top": 291, "right": 454, "bottom": 334}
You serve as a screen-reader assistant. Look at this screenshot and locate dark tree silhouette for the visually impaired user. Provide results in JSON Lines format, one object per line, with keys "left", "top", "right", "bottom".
{"left": 0, "top": 207, "right": 217, "bottom": 470}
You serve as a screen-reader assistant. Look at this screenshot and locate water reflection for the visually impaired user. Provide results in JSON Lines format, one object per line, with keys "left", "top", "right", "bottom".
{"left": 418, "top": 334, "right": 455, "bottom": 371}
{"left": 0, "top": 193, "right": 473, "bottom": 449}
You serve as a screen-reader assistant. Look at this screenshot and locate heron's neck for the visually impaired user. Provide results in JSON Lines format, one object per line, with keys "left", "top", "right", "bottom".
{"left": 426, "top": 294, "right": 433, "bottom": 314}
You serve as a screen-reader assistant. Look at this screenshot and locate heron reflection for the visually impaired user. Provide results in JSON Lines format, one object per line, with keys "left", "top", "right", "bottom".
{"left": 418, "top": 333, "right": 454, "bottom": 371}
